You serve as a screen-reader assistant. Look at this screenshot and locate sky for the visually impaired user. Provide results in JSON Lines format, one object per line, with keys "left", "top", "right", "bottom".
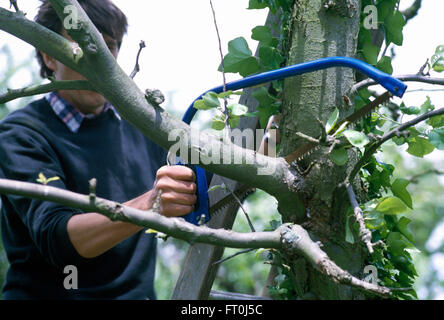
{"left": 1, "top": 0, "right": 444, "bottom": 298}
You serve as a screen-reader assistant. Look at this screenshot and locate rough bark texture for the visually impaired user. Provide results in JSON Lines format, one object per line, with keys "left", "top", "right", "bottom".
{"left": 279, "top": 0, "right": 367, "bottom": 299}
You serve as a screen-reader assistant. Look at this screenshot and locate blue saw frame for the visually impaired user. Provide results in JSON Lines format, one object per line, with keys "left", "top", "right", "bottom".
{"left": 180, "top": 56, "right": 407, "bottom": 225}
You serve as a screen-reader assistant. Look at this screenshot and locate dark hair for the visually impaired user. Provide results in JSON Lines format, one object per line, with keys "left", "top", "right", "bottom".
{"left": 35, "top": 0, "right": 128, "bottom": 78}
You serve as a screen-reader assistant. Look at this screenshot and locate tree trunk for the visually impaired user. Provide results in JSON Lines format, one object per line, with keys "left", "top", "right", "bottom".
{"left": 279, "top": 0, "right": 367, "bottom": 299}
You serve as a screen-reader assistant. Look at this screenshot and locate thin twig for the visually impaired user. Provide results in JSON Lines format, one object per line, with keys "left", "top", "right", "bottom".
{"left": 220, "top": 179, "right": 256, "bottom": 232}
{"left": 9, "top": 0, "right": 19, "bottom": 12}
{"left": 130, "top": 40, "right": 146, "bottom": 79}
{"left": 212, "top": 248, "right": 254, "bottom": 265}
{"left": 401, "top": 0, "right": 422, "bottom": 23}
{"left": 406, "top": 88, "right": 444, "bottom": 93}
{"left": 209, "top": 0, "right": 230, "bottom": 138}
{"left": 351, "top": 74, "right": 444, "bottom": 94}
{"left": 0, "top": 80, "right": 94, "bottom": 104}
{"left": 417, "top": 59, "right": 430, "bottom": 76}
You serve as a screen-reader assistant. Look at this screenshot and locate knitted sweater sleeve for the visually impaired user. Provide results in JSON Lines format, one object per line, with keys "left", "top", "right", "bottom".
{"left": 0, "top": 119, "right": 85, "bottom": 268}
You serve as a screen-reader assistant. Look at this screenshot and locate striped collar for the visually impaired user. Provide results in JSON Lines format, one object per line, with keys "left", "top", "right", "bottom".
{"left": 45, "top": 92, "right": 121, "bottom": 133}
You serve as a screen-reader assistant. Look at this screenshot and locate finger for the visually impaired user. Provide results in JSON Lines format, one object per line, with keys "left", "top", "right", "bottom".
{"left": 156, "top": 176, "right": 197, "bottom": 194}
{"left": 161, "top": 190, "right": 197, "bottom": 206}
{"left": 156, "top": 165, "right": 195, "bottom": 181}
{"left": 161, "top": 203, "right": 194, "bottom": 217}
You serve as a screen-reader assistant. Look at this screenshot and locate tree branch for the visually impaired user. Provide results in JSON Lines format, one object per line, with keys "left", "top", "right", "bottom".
{"left": 129, "top": 40, "right": 146, "bottom": 79}
{"left": 351, "top": 74, "right": 444, "bottom": 94}
{"left": 347, "top": 107, "right": 444, "bottom": 182}
{"left": 280, "top": 224, "right": 401, "bottom": 297}
{"left": 0, "top": 177, "right": 401, "bottom": 297}
{"left": 9, "top": 0, "right": 19, "bottom": 12}
{"left": 0, "top": 80, "right": 94, "bottom": 104}
{"left": 346, "top": 184, "right": 383, "bottom": 254}
{"left": 0, "top": 178, "right": 281, "bottom": 249}
{"left": 0, "top": 7, "right": 82, "bottom": 74}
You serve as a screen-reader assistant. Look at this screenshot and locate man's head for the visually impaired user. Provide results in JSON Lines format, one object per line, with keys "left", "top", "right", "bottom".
{"left": 35, "top": 0, "right": 128, "bottom": 114}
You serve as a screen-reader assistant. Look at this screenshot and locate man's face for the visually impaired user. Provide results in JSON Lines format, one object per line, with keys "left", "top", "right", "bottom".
{"left": 41, "top": 30, "right": 120, "bottom": 115}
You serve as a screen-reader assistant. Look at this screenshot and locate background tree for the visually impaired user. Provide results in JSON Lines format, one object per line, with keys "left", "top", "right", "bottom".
{"left": 1, "top": 0, "right": 444, "bottom": 300}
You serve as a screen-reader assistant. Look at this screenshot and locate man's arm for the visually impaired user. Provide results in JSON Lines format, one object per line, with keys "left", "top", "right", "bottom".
{"left": 66, "top": 165, "right": 197, "bottom": 259}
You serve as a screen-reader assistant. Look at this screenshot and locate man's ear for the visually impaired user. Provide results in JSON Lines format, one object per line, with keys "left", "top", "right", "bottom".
{"left": 40, "top": 52, "right": 58, "bottom": 73}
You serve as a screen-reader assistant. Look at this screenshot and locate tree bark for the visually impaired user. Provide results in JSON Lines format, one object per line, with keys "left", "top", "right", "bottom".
{"left": 279, "top": 0, "right": 367, "bottom": 299}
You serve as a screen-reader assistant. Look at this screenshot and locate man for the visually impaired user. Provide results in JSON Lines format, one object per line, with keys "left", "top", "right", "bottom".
{"left": 0, "top": 0, "right": 197, "bottom": 299}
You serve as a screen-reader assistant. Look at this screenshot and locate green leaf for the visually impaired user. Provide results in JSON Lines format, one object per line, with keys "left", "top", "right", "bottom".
{"left": 46, "top": 176, "right": 60, "bottom": 183}
{"left": 428, "top": 128, "right": 444, "bottom": 150}
{"left": 192, "top": 99, "right": 207, "bottom": 110}
{"left": 406, "top": 137, "right": 435, "bottom": 157}
{"left": 203, "top": 92, "right": 220, "bottom": 109}
{"left": 376, "top": 197, "right": 408, "bottom": 215}
{"left": 376, "top": 56, "right": 393, "bottom": 74}
{"left": 248, "top": 0, "right": 268, "bottom": 9}
{"left": 361, "top": 42, "right": 380, "bottom": 65}
{"left": 217, "top": 90, "right": 242, "bottom": 99}
{"left": 252, "top": 25, "right": 273, "bottom": 45}
{"left": 364, "top": 210, "right": 385, "bottom": 230}
{"left": 220, "top": 37, "right": 259, "bottom": 77}
{"left": 384, "top": 11, "right": 406, "bottom": 46}
{"left": 326, "top": 108, "right": 339, "bottom": 134}
{"left": 193, "top": 92, "right": 220, "bottom": 110}
{"left": 391, "top": 178, "right": 413, "bottom": 209}
{"left": 426, "top": 114, "right": 444, "bottom": 128}
{"left": 420, "top": 96, "right": 435, "bottom": 114}
{"left": 392, "top": 136, "right": 406, "bottom": 146}
{"left": 431, "top": 45, "right": 444, "bottom": 72}
{"left": 400, "top": 102, "right": 420, "bottom": 115}
{"left": 396, "top": 217, "right": 415, "bottom": 243}
{"left": 252, "top": 86, "right": 279, "bottom": 128}
{"left": 229, "top": 36, "right": 253, "bottom": 57}
{"left": 259, "top": 46, "right": 284, "bottom": 70}
{"left": 345, "top": 215, "right": 355, "bottom": 244}
{"left": 228, "top": 103, "right": 248, "bottom": 117}
{"left": 330, "top": 147, "right": 348, "bottom": 166}
{"left": 343, "top": 130, "right": 370, "bottom": 148}
{"left": 212, "top": 114, "right": 225, "bottom": 131}
{"left": 36, "top": 172, "right": 60, "bottom": 185}
{"left": 376, "top": 0, "right": 398, "bottom": 23}
{"left": 387, "top": 232, "right": 414, "bottom": 256}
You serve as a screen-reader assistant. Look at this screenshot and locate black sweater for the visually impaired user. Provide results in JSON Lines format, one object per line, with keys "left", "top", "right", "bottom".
{"left": 0, "top": 98, "right": 167, "bottom": 299}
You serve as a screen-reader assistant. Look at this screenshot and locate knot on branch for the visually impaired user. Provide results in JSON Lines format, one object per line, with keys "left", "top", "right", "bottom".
{"left": 97, "top": 201, "right": 124, "bottom": 221}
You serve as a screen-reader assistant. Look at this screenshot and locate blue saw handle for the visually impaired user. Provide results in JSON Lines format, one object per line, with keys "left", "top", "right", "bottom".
{"left": 181, "top": 56, "right": 407, "bottom": 225}
{"left": 183, "top": 164, "right": 210, "bottom": 225}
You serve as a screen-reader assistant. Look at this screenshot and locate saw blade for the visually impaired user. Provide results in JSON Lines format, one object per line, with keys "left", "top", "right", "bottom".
{"left": 209, "top": 184, "right": 256, "bottom": 216}
{"left": 284, "top": 91, "right": 392, "bottom": 164}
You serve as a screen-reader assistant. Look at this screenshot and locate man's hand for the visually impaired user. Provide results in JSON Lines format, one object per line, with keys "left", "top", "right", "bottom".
{"left": 149, "top": 165, "right": 197, "bottom": 217}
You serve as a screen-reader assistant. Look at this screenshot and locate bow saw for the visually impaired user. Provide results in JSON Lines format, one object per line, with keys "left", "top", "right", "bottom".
{"left": 175, "top": 57, "right": 407, "bottom": 226}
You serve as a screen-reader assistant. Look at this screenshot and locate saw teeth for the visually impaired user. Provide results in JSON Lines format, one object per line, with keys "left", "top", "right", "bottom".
{"left": 211, "top": 188, "right": 256, "bottom": 216}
